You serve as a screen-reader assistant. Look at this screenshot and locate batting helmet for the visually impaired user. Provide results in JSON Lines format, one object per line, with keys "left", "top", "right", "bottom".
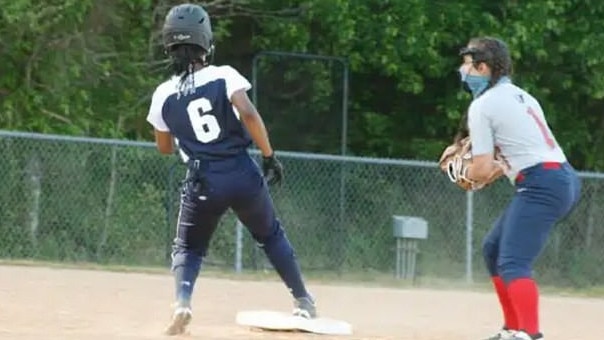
{"left": 162, "top": 3, "right": 214, "bottom": 55}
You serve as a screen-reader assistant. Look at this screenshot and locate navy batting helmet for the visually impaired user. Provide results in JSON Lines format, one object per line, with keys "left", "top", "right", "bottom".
{"left": 162, "top": 3, "right": 214, "bottom": 56}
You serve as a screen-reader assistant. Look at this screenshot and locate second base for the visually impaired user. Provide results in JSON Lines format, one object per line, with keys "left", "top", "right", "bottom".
{"left": 235, "top": 310, "right": 353, "bottom": 335}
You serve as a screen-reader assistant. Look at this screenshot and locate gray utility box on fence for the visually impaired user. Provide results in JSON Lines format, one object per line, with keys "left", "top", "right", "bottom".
{"left": 392, "top": 215, "right": 428, "bottom": 280}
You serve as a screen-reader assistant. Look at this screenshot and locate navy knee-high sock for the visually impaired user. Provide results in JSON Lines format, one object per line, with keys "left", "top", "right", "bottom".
{"left": 171, "top": 250, "right": 203, "bottom": 306}
{"left": 259, "top": 227, "right": 309, "bottom": 299}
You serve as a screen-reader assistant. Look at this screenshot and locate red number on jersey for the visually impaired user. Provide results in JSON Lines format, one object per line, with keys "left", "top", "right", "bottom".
{"left": 526, "top": 107, "right": 555, "bottom": 149}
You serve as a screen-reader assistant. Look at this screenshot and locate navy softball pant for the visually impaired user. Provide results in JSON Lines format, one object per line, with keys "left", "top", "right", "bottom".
{"left": 482, "top": 162, "right": 581, "bottom": 283}
{"left": 170, "top": 151, "right": 309, "bottom": 303}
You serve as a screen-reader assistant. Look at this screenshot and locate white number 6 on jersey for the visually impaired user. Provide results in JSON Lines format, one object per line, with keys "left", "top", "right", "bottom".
{"left": 186, "top": 97, "right": 221, "bottom": 143}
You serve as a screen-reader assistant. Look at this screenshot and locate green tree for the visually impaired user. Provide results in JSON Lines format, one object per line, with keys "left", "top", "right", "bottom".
{"left": 2, "top": 0, "right": 604, "bottom": 170}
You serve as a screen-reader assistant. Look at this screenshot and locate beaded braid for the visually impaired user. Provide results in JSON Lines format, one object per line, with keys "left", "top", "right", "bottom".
{"left": 167, "top": 44, "right": 208, "bottom": 98}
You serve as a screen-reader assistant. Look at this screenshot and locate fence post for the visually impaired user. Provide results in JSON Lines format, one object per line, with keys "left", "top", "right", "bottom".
{"left": 235, "top": 220, "right": 244, "bottom": 273}
{"left": 465, "top": 190, "right": 474, "bottom": 284}
{"left": 337, "top": 62, "right": 350, "bottom": 271}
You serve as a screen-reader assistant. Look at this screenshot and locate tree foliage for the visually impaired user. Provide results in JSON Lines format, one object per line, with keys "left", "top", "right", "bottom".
{"left": 1, "top": 0, "right": 603, "bottom": 170}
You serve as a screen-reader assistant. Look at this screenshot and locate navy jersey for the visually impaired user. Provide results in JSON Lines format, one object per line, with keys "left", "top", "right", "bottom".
{"left": 146, "top": 65, "right": 253, "bottom": 162}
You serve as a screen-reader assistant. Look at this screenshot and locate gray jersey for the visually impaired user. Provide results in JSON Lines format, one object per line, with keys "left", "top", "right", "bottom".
{"left": 468, "top": 77, "right": 567, "bottom": 183}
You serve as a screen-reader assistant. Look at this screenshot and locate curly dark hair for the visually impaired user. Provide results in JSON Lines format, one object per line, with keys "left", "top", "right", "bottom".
{"left": 464, "top": 36, "right": 513, "bottom": 87}
{"left": 454, "top": 36, "right": 514, "bottom": 142}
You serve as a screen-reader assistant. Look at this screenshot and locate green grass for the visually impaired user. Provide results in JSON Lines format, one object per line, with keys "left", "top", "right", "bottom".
{"left": 1, "top": 258, "right": 603, "bottom": 298}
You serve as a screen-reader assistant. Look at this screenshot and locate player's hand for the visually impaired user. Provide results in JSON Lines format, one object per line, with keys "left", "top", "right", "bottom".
{"left": 262, "top": 153, "right": 283, "bottom": 186}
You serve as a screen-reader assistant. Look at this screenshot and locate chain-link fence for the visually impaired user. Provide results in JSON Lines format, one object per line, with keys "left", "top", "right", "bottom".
{"left": 1, "top": 130, "right": 603, "bottom": 289}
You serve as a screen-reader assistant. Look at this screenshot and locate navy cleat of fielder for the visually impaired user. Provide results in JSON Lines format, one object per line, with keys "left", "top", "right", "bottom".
{"left": 451, "top": 37, "right": 582, "bottom": 340}
{"left": 145, "top": 3, "right": 344, "bottom": 336}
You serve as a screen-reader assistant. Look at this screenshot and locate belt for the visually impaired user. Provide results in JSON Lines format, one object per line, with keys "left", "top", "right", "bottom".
{"left": 187, "top": 151, "right": 249, "bottom": 172}
{"left": 515, "top": 162, "right": 562, "bottom": 183}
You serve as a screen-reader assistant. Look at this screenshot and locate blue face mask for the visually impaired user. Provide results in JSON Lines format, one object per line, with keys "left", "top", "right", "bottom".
{"left": 460, "top": 72, "right": 490, "bottom": 98}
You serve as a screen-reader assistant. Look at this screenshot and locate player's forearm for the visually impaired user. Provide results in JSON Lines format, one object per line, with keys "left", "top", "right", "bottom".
{"left": 154, "top": 130, "right": 175, "bottom": 154}
{"left": 467, "top": 162, "right": 492, "bottom": 182}
{"left": 484, "top": 164, "right": 504, "bottom": 182}
{"left": 468, "top": 161, "right": 502, "bottom": 183}
{"left": 241, "top": 114, "right": 274, "bottom": 157}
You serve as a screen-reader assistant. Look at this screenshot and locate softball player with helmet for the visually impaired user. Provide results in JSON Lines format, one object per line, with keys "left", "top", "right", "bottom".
{"left": 146, "top": 3, "right": 316, "bottom": 335}
{"left": 452, "top": 37, "right": 582, "bottom": 340}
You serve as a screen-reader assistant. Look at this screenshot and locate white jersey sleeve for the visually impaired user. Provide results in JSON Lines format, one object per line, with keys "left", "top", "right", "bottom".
{"left": 146, "top": 81, "right": 174, "bottom": 132}
{"left": 221, "top": 66, "right": 252, "bottom": 101}
{"left": 467, "top": 100, "right": 495, "bottom": 156}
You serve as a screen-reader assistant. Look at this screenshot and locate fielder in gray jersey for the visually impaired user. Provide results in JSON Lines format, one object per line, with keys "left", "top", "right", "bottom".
{"left": 452, "top": 37, "right": 581, "bottom": 340}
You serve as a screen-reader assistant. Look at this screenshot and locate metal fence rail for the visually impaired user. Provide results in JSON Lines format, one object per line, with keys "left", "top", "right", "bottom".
{"left": 1, "top": 130, "right": 603, "bottom": 289}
